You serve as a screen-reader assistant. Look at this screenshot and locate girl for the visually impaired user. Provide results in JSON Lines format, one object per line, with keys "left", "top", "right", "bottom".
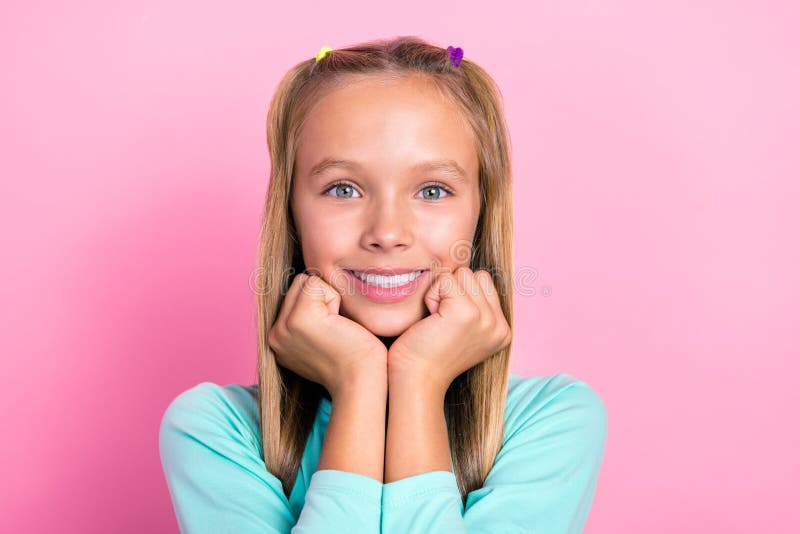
{"left": 159, "top": 36, "right": 607, "bottom": 533}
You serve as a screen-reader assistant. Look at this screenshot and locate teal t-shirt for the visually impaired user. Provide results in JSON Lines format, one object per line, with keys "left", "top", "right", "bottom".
{"left": 159, "top": 373, "right": 607, "bottom": 533}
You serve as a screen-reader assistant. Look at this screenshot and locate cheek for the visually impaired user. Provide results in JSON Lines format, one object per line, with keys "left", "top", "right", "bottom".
{"left": 416, "top": 209, "right": 477, "bottom": 267}
{"left": 296, "top": 207, "right": 356, "bottom": 267}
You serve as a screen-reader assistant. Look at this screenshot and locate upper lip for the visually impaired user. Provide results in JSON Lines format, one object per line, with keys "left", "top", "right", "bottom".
{"left": 348, "top": 267, "right": 429, "bottom": 275}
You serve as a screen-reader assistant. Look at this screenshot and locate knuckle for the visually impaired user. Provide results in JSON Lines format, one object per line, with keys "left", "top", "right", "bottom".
{"left": 501, "top": 325, "right": 512, "bottom": 346}
{"left": 267, "top": 324, "right": 284, "bottom": 346}
{"left": 463, "top": 302, "right": 481, "bottom": 322}
{"left": 284, "top": 312, "right": 302, "bottom": 334}
{"left": 437, "top": 273, "right": 456, "bottom": 293}
{"left": 483, "top": 315, "right": 497, "bottom": 334}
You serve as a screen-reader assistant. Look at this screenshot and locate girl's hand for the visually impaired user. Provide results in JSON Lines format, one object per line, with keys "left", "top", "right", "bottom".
{"left": 267, "top": 273, "right": 388, "bottom": 399}
{"left": 387, "top": 267, "right": 512, "bottom": 395}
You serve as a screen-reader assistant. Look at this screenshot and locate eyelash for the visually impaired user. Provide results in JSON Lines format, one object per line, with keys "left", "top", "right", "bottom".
{"left": 323, "top": 180, "right": 454, "bottom": 200}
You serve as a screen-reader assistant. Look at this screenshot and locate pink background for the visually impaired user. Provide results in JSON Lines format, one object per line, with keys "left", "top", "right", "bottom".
{"left": 2, "top": 1, "right": 798, "bottom": 532}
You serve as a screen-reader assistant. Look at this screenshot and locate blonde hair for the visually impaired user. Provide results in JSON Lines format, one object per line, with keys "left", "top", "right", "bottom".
{"left": 255, "top": 35, "right": 514, "bottom": 505}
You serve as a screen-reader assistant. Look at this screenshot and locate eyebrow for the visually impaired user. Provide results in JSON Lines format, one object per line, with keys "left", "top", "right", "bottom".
{"left": 309, "top": 157, "right": 469, "bottom": 183}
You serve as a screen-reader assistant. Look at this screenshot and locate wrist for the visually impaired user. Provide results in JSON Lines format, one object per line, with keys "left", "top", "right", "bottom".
{"left": 388, "top": 361, "right": 448, "bottom": 402}
{"left": 331, "top": 362, "right": 387, "bottom": 403}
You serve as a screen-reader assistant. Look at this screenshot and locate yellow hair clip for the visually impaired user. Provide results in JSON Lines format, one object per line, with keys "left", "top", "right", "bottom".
{"left": 315, "top": 45, "right": 332, "bottom": 62}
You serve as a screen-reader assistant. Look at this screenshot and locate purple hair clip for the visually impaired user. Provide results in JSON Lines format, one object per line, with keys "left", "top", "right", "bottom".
{"left": 447, "top": 45, "right": 463, "bottom": 67}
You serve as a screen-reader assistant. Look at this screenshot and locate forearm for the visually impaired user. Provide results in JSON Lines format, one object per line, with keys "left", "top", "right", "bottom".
{"left": 384, "top": 367, "right": 451, "bottom": 483}
{"left": 317, "top": 370, "right": 388, "bottom": 482}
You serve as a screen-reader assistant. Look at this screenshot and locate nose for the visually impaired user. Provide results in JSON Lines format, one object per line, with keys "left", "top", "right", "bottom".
{"left": 359, "top": 197, "right": 413, "bottom": 252}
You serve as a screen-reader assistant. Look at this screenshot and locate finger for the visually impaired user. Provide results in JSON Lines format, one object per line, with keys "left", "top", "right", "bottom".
{"left": 314, "top": 275, "right": 343, "bottom": 315}
{"left": 277, "top": 272, "right": 308, "bottom": 321}
{"left": 424, "top": 269, "right": 456, "bottom": 315}
{"left": 269, "top": 273, "right": 306, "bottom": 351}
{"left": 463, "top": 267, "right": 489, "bottom": 308}
{"left": 477, "top": 270, "right": 503, "bottom": 313}
{"left": 455, "top": 267, "right": 486, "bottom": 319}
{"left": 477, "top": 270, "right": 511, "bottom": 346}
{"left": 296, "top": 274, "right": 341, "bottom": 316}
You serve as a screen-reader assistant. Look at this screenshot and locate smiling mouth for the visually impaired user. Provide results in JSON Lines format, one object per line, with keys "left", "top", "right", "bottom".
{"left": 346, "top": 269, "right": 427, "bottom": 288}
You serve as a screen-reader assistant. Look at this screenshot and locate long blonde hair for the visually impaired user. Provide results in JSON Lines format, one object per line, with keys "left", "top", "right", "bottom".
{"left": 255, "top": 35, "right": 514, "bottom": 505}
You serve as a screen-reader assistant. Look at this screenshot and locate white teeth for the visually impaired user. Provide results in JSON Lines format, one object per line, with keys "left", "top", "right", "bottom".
{"left": 352, "top": 270, "right": 424, "bottom": 288}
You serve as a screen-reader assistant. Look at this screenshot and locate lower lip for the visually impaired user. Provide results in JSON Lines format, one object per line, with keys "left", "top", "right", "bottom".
{"left": 345, "top": 270, "right": 429, "bottom": 303}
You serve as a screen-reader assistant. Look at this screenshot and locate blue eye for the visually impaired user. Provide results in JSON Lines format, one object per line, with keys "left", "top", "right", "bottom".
{"left": 417, "top": 183, "right": 452, "bottom": 200}
{"left": 324, "top": 181, "right": 362, "bottom": 199}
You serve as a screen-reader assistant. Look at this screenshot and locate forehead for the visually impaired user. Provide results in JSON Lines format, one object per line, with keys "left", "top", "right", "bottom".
{"left": 295, "top": 75, "right": 478, "bottom": 179}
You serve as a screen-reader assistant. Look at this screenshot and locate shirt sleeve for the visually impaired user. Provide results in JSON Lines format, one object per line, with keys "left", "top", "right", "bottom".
{"left": 380, "top": 377, "right": 608, "bottom": 534}
{"left": 158, "top": 382, "right": 382, "bottom": 534}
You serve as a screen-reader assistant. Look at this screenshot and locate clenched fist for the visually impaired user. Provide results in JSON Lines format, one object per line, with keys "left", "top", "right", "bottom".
{"left": 267, "top": 273, "right": 388, "bottom": 400}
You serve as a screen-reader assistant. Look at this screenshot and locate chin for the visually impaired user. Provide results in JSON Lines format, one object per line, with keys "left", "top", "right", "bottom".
{"left": 369, "top": 319, "right": 414, "bottom": 337}
{"left": 341, "top": 301, "right": 426, "bottom": 337}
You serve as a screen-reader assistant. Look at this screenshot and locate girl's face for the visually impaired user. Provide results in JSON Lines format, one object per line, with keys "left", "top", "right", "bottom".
{"left": 291, "top": 75, "right": 481, "bottom": 337}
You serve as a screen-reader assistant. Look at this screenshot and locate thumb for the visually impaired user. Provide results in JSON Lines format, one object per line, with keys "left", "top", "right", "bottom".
{"left": 424, "top": 271, "right": 457, "bottom": 316}
{"left": 304, "top": 275, "right": 341, "bottom": 315}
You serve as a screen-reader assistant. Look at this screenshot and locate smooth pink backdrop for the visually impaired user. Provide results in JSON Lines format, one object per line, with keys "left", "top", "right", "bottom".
{"left": 2, "top": 1, "right": 798, "bottom": 532}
